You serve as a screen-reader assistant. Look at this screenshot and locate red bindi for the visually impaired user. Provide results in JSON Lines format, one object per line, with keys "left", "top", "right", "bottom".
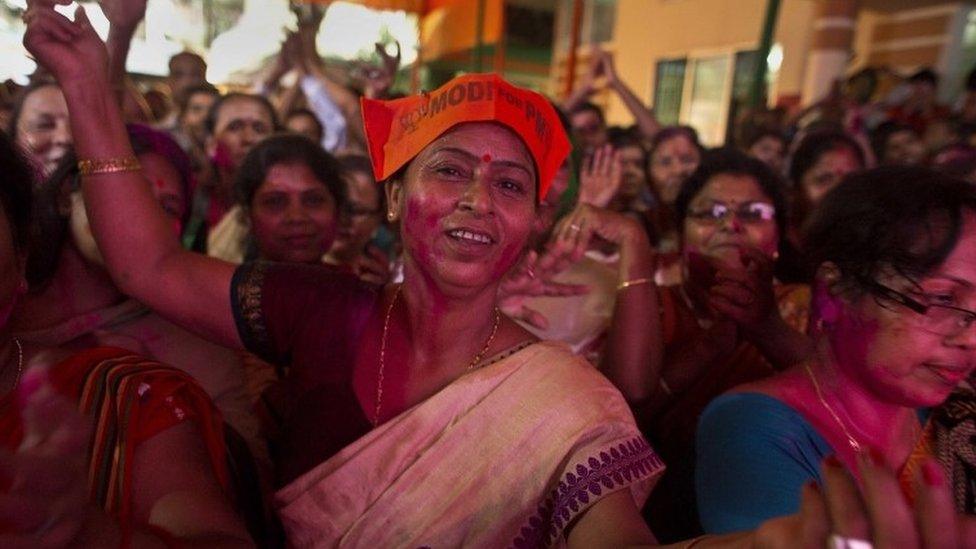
{"left": 154, "top": 179, "right": 165, "bottom": 189}
{"left": 481, "top": 154, "right": 492, "bottom": 163}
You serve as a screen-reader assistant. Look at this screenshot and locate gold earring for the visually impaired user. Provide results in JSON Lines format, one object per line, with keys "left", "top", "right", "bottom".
{"left": 387, "top": 211, "right": 396, "bottom": 221}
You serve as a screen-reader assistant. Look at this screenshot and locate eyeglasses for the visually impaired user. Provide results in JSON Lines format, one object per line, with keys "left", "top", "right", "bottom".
{"left": 862, "top": 278, "right": 976, "bottom": 337}
{"left": 686, "top": 202, "right": 776, "bottom": 224}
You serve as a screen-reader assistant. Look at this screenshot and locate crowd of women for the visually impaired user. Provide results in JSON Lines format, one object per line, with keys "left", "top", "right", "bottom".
{"left": 1, "top": 0, "right": 975, "bottom": 547}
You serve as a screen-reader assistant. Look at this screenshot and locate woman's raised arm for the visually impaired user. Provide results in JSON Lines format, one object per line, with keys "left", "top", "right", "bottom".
{"left": 23, "top": 1, "right": 241, "bottom": 348}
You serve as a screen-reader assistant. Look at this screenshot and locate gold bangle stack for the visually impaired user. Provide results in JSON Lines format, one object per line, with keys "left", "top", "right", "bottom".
{"left": 616, "top": 277, "right": 653, "bottom": 292}
{"left": 78, "top": 156, "right": 142, "bottom": 177}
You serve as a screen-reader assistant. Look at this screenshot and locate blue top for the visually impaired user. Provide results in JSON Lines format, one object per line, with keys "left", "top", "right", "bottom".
{"left": 695, "top": 392, "right": 833, "bottom": 534}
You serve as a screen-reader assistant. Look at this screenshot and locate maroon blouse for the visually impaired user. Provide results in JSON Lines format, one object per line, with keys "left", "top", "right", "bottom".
{"left": 231, "top": 261, "right": 379, "bottom": 486}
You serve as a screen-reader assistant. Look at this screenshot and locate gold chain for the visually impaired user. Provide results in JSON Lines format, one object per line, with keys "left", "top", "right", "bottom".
{"left": 803, "top": 362, "right": 862, "bottom": 453}
{"left": 372, "top": 286, "right": 501, "bottom": 427}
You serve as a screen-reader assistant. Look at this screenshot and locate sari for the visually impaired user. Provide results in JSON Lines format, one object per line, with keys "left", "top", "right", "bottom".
{"left": 696, "top": 384, "right": 976, "bottom": 534}
{"left": 902, "top": 381, "right": 976, "bottom": 513}
{"left": 12, "top": 298, "right": 264, "bottom": 471}
{"left": 274, "top": 341, "right": 663, "bottom": 548}
{"left": 643, "top": 283, "right": 810, "bottom": 541}
{"left": 0, "top": 347, "right": 228, "bottom": 526}
{"left": 649, "top": 283, "right": 810, "bottom": 449}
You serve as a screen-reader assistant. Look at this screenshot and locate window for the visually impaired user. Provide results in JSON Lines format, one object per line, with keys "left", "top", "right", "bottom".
{"left": 586, "top": 0, "right": 617, "bottom": 44}
{"left": 684, "top": 55, "right": 731, "bottom": 146}
{"left": 653, "top": 47, "right": 779, "bottom": 147}
{"left": 554, "top": 0, "right": 617, "bottom": 53}
{"left": 654, "top": 59, "right": 687, "bottom": 126}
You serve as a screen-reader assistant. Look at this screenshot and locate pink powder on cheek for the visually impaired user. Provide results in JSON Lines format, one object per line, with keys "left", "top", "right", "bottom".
{"left": 492, "top": 243, "right": 524, "bottom": 278}
{"left": 211, "top": 142, "right": 233, "bottom": 170}
{"left": 401, "top": 197, "right": 438, "bottom": 260}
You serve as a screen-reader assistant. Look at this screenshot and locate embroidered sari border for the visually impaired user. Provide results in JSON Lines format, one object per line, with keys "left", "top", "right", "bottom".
{"left": 511, "top": 436, "right": 664, "bottom": 548}
{"left": 231, "top": 261, "right": 273, "bottom": 361}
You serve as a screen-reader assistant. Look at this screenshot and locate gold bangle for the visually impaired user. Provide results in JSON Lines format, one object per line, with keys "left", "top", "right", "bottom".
{"left": 616, "top": 277, "right": 653, "bottom": 291}
{"left": 78, "top": 156, "right": 142, "bottom": 176}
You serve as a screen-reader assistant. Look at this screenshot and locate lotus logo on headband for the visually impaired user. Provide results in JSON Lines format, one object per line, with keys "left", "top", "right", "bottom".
{"left": 361, "top": 73, "right": 570, "bottom": 199}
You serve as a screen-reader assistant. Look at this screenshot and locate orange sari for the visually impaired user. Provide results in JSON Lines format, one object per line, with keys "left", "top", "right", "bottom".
{"left": 0, "top": 347, "right": 228, "bottom": 526}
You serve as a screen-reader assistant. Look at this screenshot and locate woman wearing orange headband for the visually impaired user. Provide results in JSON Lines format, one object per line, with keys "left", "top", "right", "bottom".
{"left": 20, "top": 2, "right": 972, "bottom": 547}
{"left": 20, "top": 3, "right": 669, "bottom": 545}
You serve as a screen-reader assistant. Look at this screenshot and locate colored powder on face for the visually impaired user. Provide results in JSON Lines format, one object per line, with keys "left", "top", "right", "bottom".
{"left": 481, "top": 154, "right": 492, "bottom": 163}
{"left": 211, "top": 142, "right": 233, "bottom": 170}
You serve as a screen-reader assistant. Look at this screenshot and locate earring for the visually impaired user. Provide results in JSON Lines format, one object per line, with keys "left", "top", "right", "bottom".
{"left": 772, "top": 250, "right": 780, "bottom": 260}
{"left": 387, "top": 211, "right": 396, "bottom": 221}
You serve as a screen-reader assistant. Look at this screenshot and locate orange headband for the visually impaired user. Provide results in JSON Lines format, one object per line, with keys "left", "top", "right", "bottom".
{"left": 361, "top": 73, "right": 570, "bottom": 199}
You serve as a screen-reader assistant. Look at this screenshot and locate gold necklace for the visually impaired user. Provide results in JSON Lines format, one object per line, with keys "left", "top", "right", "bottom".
{"left": 372, "top": 286, "right": 501, "bottom": 427}
{"left": 803, "top": 362, "right": 862, "bottom": 452}
{"left": 2, "top": 338, "right": 23, "bottom": 396}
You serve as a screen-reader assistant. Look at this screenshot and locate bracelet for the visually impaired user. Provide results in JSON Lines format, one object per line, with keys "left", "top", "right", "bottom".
{"left": 78, "top": 156, "right": 141, "bottom": 177}
{"left": 616, "top": 277, "right": 653, "bottom": 292}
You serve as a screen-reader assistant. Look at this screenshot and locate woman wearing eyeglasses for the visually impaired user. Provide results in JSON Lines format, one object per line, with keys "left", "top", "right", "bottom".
{"left": 696, "top": 166, "right": 976, "bottom": 534}
{"left": 611, "top": 148, "right": 814, "bottom": 541}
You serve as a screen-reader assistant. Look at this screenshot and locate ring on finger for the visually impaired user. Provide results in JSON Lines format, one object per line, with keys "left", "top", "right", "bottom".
{"left": 829, "top": 535, "right": 873, "bottom": 549}
{"left": 569, "top": 223, "right": 582, "bottom": 232}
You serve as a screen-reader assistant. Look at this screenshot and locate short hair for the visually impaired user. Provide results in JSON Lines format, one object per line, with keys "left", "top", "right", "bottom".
{"left": 204, "top": 92, "right": 279, "bottom": 136}
{"left": 169, "top": 51, "right": 207, "bottom": 72}
{"left": 743, "top": 128, "right": 787, "bottom": 151}
{"left": 609, "top": 131, "right": 644, "bottom": 150}
{"left": 234, "top": 133, "right": 346, "bottom": 212}
{"left": 804, "top": 166, "right": 976, "bottom": 289}
{"left": 908, "top": 68, "right": 939, "bottom": 87}
{"left": 568, "top": 101, "right": 605, "bottom": 126}
{"left": 673, "top": 147, "right": 789, "bottom": 236}
{"left": 285, "top": 108, "right": 325, "bottom": 143}
{"left": 176, "top": 82, "right": 219, "bottom": 117}
{"left": 608, "top": 132, "right": 648, "bottom": 173}
{"left": 788, "top": 129, "right": 865, "bottom": 186}
{"left": 870, "top": 121, "right": 918, "bottom": 161}
{"left": 0, "top": 131, "right": 33, "bottom": 253}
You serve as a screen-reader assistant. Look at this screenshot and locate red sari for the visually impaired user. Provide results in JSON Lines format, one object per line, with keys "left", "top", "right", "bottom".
{"left": 0, "top": 347, "right": 228, "bottom": 526}
{"left": 643, "top": 283, "right": 811, "bottom": 541}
